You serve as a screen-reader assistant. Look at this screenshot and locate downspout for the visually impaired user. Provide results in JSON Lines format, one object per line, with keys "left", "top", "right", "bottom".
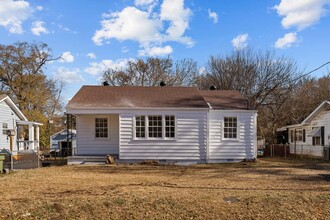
{"left": 206, "top": 102, "right": 212, "bottom": 163}
{"left": 206, "top": 109, "right": 210, "bottom": 163}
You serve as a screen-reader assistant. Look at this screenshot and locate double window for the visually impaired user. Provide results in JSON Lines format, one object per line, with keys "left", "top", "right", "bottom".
{"left": 95, "top": 118, "right": 108, "bottom": 138}
{"left": 135, "top": 115, "right": 175, "bottom": 139}
{"left": 223, "top": 117, "right": 237, "bottom": 139}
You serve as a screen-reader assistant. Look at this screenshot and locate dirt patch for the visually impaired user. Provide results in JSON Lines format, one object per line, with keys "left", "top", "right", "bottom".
{"left": 0, "top": 158, "right": 329, "bottom": 219}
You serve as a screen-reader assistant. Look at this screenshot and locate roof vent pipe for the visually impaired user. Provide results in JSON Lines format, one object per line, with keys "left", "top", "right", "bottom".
{"left": 103, "top": 81, "right": 109, "bottom": 86}
{"left": 160, "top": 81, "right": 166, "bottom": 87}
{"left": 209, "top": 85, "right": 217, "bottom": 90}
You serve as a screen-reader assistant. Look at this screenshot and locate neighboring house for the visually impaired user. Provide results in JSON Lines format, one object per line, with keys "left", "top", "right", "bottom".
{"left": 50, "top": 129, "right": 76, "bottom": 156}
{"left": 0, "top": 95, "right": 42, "bottom": 155}
{"left": 66, "top": 86, "right": 257, "bottom": 164}
{"left": 278, "top": 101, "right": 330, "bottom": 157}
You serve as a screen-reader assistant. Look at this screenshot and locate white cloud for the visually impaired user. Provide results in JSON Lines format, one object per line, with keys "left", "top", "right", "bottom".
{"left": 160, "top": 0, "right": 193, "bottom": 46}
{"left": 31, "top": 21, "right": 49, "bottom": 36}
{"left": 36, "top": 6, "right": 43, "bottom": 11}
{"left": 87, "top": 53, "right": 96, "bottom": 59}
{"left": 134, "top": 0, "right": 156, "bottom": 6}
{"left": 92, "top": 0, "right": 194, "bottom": 53}
{"left": 275, "top": 32, "right": 299, "bottom": 48}
{"left": 60, "top": 52, "right": 75, "bottom": 63}
{"left": 134, "top": 0, "right": 158, "bottom": 12}
{"left": 0, "top": 0, "right": 32, "bottom": 34}
{"left": 92, "top": 6, "right": 162, "bottom": 46}
{"left": 274, "top": 0, "right": 330, "bottom": 30}
{"left": 85, "top": 59, "right": 133, "bottom": 76}
{"left": 231, "top": 33, "right": 249, "bottom": 50}
{"left": 57, "top": 24, "right": 78, "bottom": 34}
{"left": 208, "top": 9, "right": 218, "bottom": 24}
{"left": 54, "top": 67, "right": 84, "bottom": 84}
{"left": 138, "top": 45, "right": 173, "bottom": 56}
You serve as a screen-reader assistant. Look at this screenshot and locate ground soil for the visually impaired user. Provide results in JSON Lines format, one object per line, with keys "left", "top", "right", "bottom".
{"left": 0, "top": 158, "right": 329, "bottom": 220}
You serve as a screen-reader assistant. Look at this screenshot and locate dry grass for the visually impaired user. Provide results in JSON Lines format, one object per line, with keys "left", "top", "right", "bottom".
{"left": 1, "top": 158, "right": 329, "bottom": 220}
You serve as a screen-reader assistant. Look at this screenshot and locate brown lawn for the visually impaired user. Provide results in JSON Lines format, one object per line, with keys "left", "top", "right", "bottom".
{"left": 0, "top": 158, "right": 329, "bottom": 220}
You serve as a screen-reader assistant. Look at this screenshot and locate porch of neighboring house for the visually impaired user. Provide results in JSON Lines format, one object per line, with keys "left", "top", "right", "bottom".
{"left": 15, "top": 120, "right": 42, "bottom": 154}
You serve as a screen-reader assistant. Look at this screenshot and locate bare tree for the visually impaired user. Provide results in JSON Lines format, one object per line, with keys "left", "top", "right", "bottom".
{"left": 204, "top": 48, "right": 302, "bottom": 141}
{"left": 102, "top": 57, "right": 198, "bottom": 86}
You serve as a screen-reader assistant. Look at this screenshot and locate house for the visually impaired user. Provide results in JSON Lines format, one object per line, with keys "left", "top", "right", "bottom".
{"left": 50, "top": 129, "right": 76, "bottom": 156}
{"left": 278, "top": 101, "right": 330, "bottom": 157}
{"left": 0, "top": 95, "right": 42, "bottom": 155}
{"left": 66, "top": 86, "right": 257, "bottom": 164}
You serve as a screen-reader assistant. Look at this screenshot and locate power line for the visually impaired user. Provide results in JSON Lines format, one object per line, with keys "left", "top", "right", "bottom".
{"left": 303, "top": 61, "right": 330, "bottom": 77}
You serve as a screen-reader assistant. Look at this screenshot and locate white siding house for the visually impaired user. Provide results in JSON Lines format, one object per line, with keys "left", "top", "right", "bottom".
{"left": 279, "top": 101, "right": 330, "bottom": 157}
{"left": 66, "top": 86, "right": 257, "bottom": 164}
{"left": 0, "top": 95, "right": 42, "bottom": 154}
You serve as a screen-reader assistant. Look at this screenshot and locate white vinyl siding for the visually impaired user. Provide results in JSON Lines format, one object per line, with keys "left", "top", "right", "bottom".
{"left": 120, "top": 110, "right": 207, "bottom": 161}
{"left": 208, "top": 111, "right": 257, "bottom": 161}
{"left": 0, "top": 101, "right": 20, "bottom": 151}
{"left": 288, "top": 110, "right": 330, "bottom": 157}
{"left": 76, "top": 114, "right": 119, "bottom": 155}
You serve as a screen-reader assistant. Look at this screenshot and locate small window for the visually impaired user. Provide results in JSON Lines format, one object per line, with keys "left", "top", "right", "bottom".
{"left": 290, "top": 130, "right": 293, "bottom": 143}
{"left": 135, "top": 115, "right": 146, "bottom": 138}
{"left": 2, "top": 123, "right": 8, "bottom": 135}
{"left": 313, "top": 136, "right": 321, "bottom": 146}
{"left": 165, "top": 115, "right": 175, "bottom": 138}
{"left": 148, "top": 115, "right": 162, "bottom": 138}
{"left": 296, "top": 130, "right": 303, "bottom": 142}
{"left": 224, "top": 117, "right": 237, "bottom": 139}
{"left": 95, "top": 118, "right": 108, "bottom": 138}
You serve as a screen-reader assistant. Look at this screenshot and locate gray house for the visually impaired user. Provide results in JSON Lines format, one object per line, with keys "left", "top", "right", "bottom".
{"left": 0, "top": 95, "right": 42, "bottom": 156}
{"left": 66, "top": 86, "right": 257, "bottom": 164}
{"left": 50, "top": 129, "right": 76, "bottom": 156}
{"left": 279, "top": 101, "right": 330, "bottom": 157}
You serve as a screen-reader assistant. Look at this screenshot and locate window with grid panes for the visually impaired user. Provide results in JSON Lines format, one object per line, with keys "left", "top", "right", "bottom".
{"left": 2, "top": 123, "right": 8, "bottom": 135}
{"left": 95, "top": 118, "right": 108, "bottom": 138}
{"left": 135, "top": 115, "right": 146, "bottom": 138}
{"left": 223, "top": 117, "right": 237, "bottom": 139}
{"left": 165, "top": 115, "right": 175, "bottom": 138}
{"left": 148, "top": 115, "right": 162, "bottom": 138}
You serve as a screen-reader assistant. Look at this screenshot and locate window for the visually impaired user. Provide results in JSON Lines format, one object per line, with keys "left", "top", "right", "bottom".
{"left": 95, "top": 118, "right": 108, "bottom": 138}
{"left": 313, "top": 137, "right": 321, "bottom": 146}
{"left": 2, "top": 123, "right": 8, "bottom": 135}
{"left": 296, "top": 130, "right": 303, "bottom": 142}
{"left": 165, "top": 115, "right": 175, "bottom": 138}
{"left": 290, "top": 130, "right": 294, "bottom": 143}
{"left": 223, "top": 117, "right": 237, "bottom": 139}
{"left": 135, "top": 115, "right": 176, "bottom": 139}
{"left": 148, "top": 115, "right": 162, "bottom": 138}
{"left": 135, "top": 115, "right": 146, "bottom": 138}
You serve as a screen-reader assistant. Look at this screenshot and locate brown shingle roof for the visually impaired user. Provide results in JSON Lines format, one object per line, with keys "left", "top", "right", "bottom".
{"left": 199, "top": 90, "right": 254, "bottom": 110}
{"left": 66, "top": 86, "right": 255, "bottom": 110}
{"left": 67, "top": 86, "right": 209, "bottom": 109}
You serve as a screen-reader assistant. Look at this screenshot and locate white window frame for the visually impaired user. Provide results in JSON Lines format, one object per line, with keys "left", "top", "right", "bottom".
{"left": 134, "top": 114, "right": 176, "bottom": 140}
{"left": 95, "top": 117, "right": 109, "bottom": 139}
{"left": 2, "top": 123, "right": 8, "bottom": 135}
{"left": 222, "top": 116, "right": 239, "bottom": 140}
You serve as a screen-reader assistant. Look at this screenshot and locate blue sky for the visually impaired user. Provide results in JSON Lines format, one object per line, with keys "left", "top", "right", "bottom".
{"left": 1, "top": 0, "right": 330, "bottom": 103}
